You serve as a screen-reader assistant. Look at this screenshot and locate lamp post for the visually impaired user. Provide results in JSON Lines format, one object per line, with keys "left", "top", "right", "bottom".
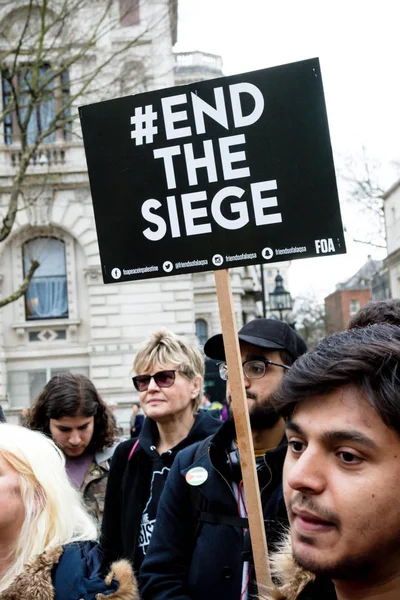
{"left": 269, "top": 272, "right": 293, "bottom": 321}
{"left": 260, "top": 264, "right": 267, "bottom": 318}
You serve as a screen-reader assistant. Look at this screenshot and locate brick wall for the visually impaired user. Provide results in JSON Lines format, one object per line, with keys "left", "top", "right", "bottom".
{"left": 325, "top": 288, "right": 372, "bottom": 334}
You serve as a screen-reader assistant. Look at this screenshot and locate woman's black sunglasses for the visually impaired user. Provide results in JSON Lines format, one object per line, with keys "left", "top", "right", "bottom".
{"left": 132, "top": 369, "right": 182, "bottom": 392}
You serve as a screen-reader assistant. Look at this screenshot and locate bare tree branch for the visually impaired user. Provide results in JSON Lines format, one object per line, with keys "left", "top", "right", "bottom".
{"left": 293, "top": 294, "right": 326, "bottom": 347}
{"left": 339, "top": 147, "right": 391, "bottom": 249}
{"left": 343, "top": 226, "right": 386, "bottom": 250}
{"left": 0, "top": 0, "right": 176, "bottom": 307}
{"left": 0, "top": 259, "right": 39, "bottom": 308}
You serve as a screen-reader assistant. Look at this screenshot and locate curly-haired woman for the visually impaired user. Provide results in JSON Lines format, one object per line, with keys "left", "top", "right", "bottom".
{"left": 28, "top": 372, "right": 117, "bottom": 524}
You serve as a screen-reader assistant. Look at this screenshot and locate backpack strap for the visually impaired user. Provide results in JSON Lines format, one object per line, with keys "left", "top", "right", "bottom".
{"left": 188, "top": 437, "right": 286, "bottom": 560}
{"left": 128, "top": 439, "right": 140, "bottom": 461}
{"left": 198, "top": 512, "right": 248, "bottom": 528}
{"left": 189, "top": 435, "right": 213, "bottom": 542}
{"left": 193, "top": 434, "right": 213, "bottom": 462}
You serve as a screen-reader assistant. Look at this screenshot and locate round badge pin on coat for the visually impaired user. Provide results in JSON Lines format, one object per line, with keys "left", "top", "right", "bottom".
{"left": 185, "top": 466, "right": 208, "bottom": 486}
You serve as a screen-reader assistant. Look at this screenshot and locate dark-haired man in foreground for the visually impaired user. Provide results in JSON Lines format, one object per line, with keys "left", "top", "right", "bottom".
{"left": 265, "top": 323, "right": 400, "bottom": 600}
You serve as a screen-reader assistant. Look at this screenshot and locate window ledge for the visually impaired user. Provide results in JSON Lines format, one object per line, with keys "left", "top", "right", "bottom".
{"left": 12, "top": 319, "right": 81, "bottom": 341}
{"left": 12, "top": 319, "right": 81, "bottom": 330}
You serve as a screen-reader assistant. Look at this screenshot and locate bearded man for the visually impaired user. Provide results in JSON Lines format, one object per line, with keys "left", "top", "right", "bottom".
{"left": 140, "top": 319, "right": 307, "bottom": 600}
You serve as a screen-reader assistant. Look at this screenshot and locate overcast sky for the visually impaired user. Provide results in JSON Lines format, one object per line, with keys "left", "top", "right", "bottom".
{"left": 175, "top": 0, "right": 400, "bottom": 301}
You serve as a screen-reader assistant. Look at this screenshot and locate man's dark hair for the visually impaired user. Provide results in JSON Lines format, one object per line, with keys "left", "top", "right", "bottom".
{"left": 28, "top": 372, "right": 114, "bottom": 451}
{"left": 271, "top": 323, "right": 400, "bottom": 435}
{"left": 348, "top": 299, "right": 400, "bottom": 329}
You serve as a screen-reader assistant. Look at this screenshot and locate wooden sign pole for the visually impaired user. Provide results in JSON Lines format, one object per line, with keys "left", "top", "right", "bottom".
{"left": 214, "top": 268, "right": 272, "bottom": 591}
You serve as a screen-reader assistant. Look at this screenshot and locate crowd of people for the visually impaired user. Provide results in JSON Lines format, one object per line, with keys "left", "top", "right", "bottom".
{"left": 0, "top": 298, "right": 400, "bottom": 599}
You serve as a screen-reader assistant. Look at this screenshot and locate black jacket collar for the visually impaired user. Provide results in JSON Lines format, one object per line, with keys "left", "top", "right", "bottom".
{"left": 137, "top": 410, "right": 221, "bottom": 458}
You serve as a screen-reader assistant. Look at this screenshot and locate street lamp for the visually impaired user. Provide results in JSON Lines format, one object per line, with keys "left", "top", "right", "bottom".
{"left": 269, "top": 272, "right": 292, "bottom": 321}
{"left": 260, "top": 264, "right": 267, "bottom": 318}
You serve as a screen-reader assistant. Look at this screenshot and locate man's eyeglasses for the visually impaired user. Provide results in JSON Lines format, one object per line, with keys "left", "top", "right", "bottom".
{"left": 218, "top": 359, "right": 290, "bottom": 381}
{"left": 132, "top": 369, "right": 182, "bottom": 392}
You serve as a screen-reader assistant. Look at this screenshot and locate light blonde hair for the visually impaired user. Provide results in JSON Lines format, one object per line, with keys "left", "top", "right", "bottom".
{"left": 133, "top": 329, "right": 204, "bottom": 412}
{"left": 0, "top": 424, "right": 97, "bottom": 592}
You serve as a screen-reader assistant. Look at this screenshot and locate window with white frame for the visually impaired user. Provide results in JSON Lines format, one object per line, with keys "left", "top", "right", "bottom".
{"left": 7, "top": 366, "right": 90, "bottom": 408}
{"left": 23, "top": 237, "right": 69, "bottom": 320}
{"left": 1, "top": 64, "right": 71, "bottom": 145}
{"left": 195, "top": 318, "right": 208, "bottom": 346}
{"left": 349, "top": 299, "right": 361, "bottom": 316}
{"left": 119, "top": 0, "right": 140, "bottom": 26}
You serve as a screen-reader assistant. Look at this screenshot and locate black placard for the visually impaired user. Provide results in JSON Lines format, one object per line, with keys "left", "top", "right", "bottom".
{"left": 79, "top": 58, "right": 345, "bottom": 283}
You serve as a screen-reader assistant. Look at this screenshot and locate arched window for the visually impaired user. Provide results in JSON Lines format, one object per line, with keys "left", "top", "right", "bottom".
{"left": 23, "top": 237, "right": 68, "bottom": 320}
{"left": 195, "top": 318, "right": 208, "bottom": 346}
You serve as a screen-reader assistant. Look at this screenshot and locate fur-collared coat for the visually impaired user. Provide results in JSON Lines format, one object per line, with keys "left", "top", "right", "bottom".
{"left": 259, "top": 534, "right": 336, "bottom": 600}
{"left": 0, "top": 543, "right": 139, "bottom": 600}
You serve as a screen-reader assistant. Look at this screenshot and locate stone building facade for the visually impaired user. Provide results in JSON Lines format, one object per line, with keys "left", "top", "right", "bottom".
{"left": 383, "top": 178, "right": 400, "bottom": 298}
{"left": 174, "top": 50, "right": 224, "bottom": 85}
{"left": 0, "top": 0, "right": 179, "bottom": 427}
{"left": 0, "top": 9, "right": 290, "bottom": 427}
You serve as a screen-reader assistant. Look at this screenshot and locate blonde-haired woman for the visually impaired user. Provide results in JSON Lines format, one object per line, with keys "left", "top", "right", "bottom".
{"left": 101, "top": 329, "right": 221, "bottom": 576}
{"left": 0, "top": 423, "right": 137, "bottom": 599}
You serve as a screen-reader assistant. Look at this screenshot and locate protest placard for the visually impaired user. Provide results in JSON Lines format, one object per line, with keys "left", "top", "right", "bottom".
{"left": 80, "top": 57, "right": 345, "bottom": 284}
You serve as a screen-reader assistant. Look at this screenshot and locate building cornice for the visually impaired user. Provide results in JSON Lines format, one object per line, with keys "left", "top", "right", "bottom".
{"left": 384, "top": 248, "right": 400, "bottom": 268}
{"left": 382, "top": 178, "right": 400, "bottom": 200}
